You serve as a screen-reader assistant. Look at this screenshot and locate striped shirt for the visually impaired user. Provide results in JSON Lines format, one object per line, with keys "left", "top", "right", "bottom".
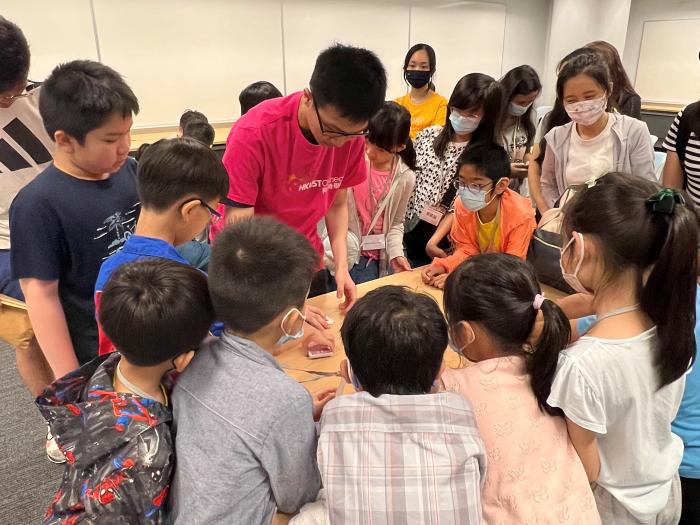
{"left": 318, "top": 391, "right": 486, "bottom": 525}
{"left": 662, "top": 107, "right": 700, "bottom": 206}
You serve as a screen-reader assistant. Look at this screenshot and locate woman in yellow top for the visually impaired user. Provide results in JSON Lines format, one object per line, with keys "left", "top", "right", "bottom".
{"left": 395, "top": 43, "right": 448, "bottom": 139}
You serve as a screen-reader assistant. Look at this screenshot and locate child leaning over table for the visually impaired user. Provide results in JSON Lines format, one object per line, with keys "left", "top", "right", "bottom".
{"left": 293, "top": 285, "right": 486, "bottom": 525}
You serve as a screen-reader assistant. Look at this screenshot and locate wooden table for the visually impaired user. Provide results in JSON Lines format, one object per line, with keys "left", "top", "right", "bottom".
{"left": 275, "top": 268, "right": 566, "bottom": 395}
{"left": 272, "top": 269, "right": 566, "bottom": 524}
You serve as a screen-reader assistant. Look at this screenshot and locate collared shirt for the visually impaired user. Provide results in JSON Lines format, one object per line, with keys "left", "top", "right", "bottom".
{"left": 94, "top": 235, "right": 189, "bottom": 356}
{"left": 318, "top": 391, "right": 486, "bottom": 525}
{"left": 169, "top": 332, "right": 321, "bottom": 525}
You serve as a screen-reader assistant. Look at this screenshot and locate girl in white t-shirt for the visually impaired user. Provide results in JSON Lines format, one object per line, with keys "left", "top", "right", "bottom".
{"left": 534, "top": 51, "right": 655, "bottom": 213}
{"left": 549, "top": 171, "right": 697, "bottom": 524}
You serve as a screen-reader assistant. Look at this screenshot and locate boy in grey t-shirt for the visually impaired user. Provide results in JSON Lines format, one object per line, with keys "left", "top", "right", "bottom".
{"left": 168, "top": 217, "right": 335, "bottom": 525}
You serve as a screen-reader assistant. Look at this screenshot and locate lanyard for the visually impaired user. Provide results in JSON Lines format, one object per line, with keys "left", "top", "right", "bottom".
{"left": 365, "top": 157, "right": 398, "bottom": 236}
{"left": 591, "top": 304, "right": 641, "bottom": 326}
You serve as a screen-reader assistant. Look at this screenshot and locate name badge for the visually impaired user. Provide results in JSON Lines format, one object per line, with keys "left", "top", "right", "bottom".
{"left": 361, "top": 234, "right": 386, "bottom": 251}
{"left": 419, "top": 205, "right": 445, "bottom": 226}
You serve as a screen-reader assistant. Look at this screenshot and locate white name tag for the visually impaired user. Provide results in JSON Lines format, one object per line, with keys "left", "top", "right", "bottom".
{"left": 361, "top": 234, "right": 386, "bottom": 251}
{"left": 419, "top": 205, "right": 445, "bottom": 226}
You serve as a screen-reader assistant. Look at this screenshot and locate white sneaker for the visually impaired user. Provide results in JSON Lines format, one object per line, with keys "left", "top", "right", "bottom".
{"left": 46, "top": 427, "right": 66, "bottom": 464}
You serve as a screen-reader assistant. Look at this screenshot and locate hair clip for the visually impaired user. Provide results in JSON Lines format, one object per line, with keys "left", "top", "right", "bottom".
{"left": 646, "top": 188, "right": 686, "bottom": 215}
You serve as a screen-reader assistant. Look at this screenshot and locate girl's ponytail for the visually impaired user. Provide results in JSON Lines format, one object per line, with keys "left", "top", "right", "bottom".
{"left": 527, "top": 298, "right": 570, "bottom": 415}
{"left": 563, "top": 174, "right": 699, "bottom": 390}
{"left": 443, "top": 253, "right": 569, "bottom": 416}
{"left": 641, "top": 190, "right": 698, "bottom": 387}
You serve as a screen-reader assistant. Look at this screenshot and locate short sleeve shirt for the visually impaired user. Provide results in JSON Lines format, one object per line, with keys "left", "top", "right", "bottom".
{"left": 0, "top": 85, "right": 54, "bottom": 248}
{"left": 663, "top": 106, "right": 700, "bottom": 206}
{"left": 10, "top": 159, "right": 140, "bottom": 363}
{"left": 221, "top": 92, "right": 367, "bottom": 258}
{"left": 548, "top": 329, "right": 685, "bottom": 521}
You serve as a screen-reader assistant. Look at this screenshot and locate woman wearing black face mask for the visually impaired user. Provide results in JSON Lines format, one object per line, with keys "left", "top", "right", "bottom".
{"left": 395, "top": 43, "right": 447, "bottom": 139}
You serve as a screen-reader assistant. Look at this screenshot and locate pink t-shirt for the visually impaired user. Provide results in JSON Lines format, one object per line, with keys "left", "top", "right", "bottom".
{"left": 442, "top": 356, "right": 600, "bottom": 524}
{"left": 354, "top": 165, "right": 392, "bottom": 260}
{"left": 213, "top": 92, "right": 367, "bottom": 258}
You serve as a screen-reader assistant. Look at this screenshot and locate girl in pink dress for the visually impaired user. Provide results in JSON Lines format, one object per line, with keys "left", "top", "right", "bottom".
{"left": 441, "top": 253, "right": 600, "bottom": 525}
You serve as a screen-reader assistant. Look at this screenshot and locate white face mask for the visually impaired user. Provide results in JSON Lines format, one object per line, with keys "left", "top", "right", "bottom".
{"left": 564, "top": 95, "right": 607, "bottom": 126}
{"left": 275, "top": 308, "right": 306, "bottom": 346}
{"left": 449, "top": 112, "right": 481, "bottom": 135}
{"left": 559, "top": 233, "right": 590, "bottom": 294}
{"left": 509, "top": 101, "right": 531, "bottom": 117}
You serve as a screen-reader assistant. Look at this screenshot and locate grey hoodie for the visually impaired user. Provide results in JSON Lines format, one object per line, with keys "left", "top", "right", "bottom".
{"left": 540, "top": 113, "right": 656, "bottom": 207}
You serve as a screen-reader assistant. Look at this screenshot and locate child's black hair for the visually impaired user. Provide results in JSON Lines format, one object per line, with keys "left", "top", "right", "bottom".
{"left": 499, "top": 65, "right": 542, "bottom": 150}
{"left": 556, "top": 51, "right": 610, "bottom": 103}
{"left": 341, "top": 285, "right": 447, "bottom": 396}
{"left": 183, "top": 121, "right": 215, "bottom": 147}
{"left": 0, "top": 16, "right": 29, "bottom": 93}
{"left": 137, "top": 137, "right": 228, "bottom": 211}
{"left": 367, "top": 101, "right": 417, "bottom": 171}
{"left": 208, "top": 217, "right": 319, "bottom": 335}
{"left": 456, "top": 142, "right": 510, "bottom": 184}
{"left": 39, "top": 60, "right": 139, "bottom": 143}
{"left": 100, "top": 258, "right": 214, "bottom": 366}
{"left": 179, "top": 109, "right": 207, "bottom": 129}
{"left": 444, "top": 254, "right": 570, "bottom": 415}
{"left": 434, "top": 73, "right": 502, "bottom": 158}
{"left": 562, "top": 172, "right": 698, "bottom": 388}
{"left": 310, "top": 44, "right": 386, "bottom": 123}
{"left": 239, "top": 81, "right": 283, "bottom": 115}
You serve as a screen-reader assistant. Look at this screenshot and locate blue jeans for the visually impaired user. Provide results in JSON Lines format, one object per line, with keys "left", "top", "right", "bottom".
{"left": 349, "top": 256, "right": 379, "bottom": 284}
{"left": 0, "top": 250, "right": 24, "bottom": 300}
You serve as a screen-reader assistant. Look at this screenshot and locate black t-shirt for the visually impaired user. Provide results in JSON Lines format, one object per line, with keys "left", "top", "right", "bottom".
{"left": 9, "top": 159, "right": 139, "bottom": 363}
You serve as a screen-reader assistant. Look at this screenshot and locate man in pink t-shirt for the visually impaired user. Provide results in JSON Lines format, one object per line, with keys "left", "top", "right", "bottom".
{"left": 217, "top": 44, "right": 386, "bottom": 319}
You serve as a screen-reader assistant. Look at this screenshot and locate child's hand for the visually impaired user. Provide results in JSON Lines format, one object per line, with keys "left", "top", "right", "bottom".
{"left": 425, "top": 241, "right": 448, "bottom": 259}
{"left": 390, "top": 256, "right": 412, "bottom": 273}
{"left": 312, "top": 387, "right": 336, "bottom": 421}
{"left": 421, "top": 265, "right": 445, "bottom": 285}
{"left": 431, "top": 273, "right": 448, "bottom": 289}
{"left": 305, "top": 305, "right": 330, "bottom": 330}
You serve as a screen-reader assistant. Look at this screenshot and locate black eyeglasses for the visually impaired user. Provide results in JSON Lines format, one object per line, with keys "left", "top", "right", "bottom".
{"left": 198, "top": 200, "right": 222, "bottom": 224}
{"left": 313, "top": 100, "right": 369, "bottom": 138}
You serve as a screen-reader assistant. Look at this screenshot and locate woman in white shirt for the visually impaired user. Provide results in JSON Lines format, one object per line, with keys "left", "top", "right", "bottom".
{"left": 535, "top": 52, "right": 655, "bottom": 212}
{"left": 548, "top": 172, "right": 695, "bottom": 524}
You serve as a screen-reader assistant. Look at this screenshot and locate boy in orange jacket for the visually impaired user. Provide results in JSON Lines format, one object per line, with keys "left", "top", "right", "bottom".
{"left": 422, "top": 143, "right": 535, "bottom": 289}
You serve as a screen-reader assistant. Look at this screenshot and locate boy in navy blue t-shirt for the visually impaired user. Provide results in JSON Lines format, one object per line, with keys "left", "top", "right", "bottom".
{"left": 10, "top": 60, "right": 140, "bottom": 380}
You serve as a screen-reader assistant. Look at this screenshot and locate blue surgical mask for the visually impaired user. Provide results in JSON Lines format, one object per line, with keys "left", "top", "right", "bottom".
{"left": 509, "top": 101, "right": 531, "bottom": 117}
{"left": 458, "top": 184, "right": 500, "bottom": 212}
{"left": 449, "top": 112, "right": 481, "bottom": 135}
{"left": 275, "top": 308, "right": 306, "bottom": 346}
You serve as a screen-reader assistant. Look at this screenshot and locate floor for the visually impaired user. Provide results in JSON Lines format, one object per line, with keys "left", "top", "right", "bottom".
{"left": 0, "top": 342, "right": 62, "bottom": 524}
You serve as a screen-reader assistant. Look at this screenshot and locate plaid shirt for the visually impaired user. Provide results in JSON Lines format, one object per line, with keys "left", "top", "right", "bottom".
{"left": 318, "top": 391, "right": 486, "bottom": 525}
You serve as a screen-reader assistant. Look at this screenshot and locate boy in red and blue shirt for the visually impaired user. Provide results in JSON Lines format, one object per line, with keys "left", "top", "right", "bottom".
{"left": 94, "top": 137, "right": 228, "bottom": 355}
{"left": 38, "top": 258, "right": 215, "bottom": 524}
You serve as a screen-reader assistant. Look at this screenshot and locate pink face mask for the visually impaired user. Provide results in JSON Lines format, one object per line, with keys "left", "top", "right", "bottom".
{"left": 564, "top": 95, "right": 607, "bottom": 126}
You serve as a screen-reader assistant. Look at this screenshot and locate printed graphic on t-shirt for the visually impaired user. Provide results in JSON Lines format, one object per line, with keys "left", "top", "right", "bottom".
{"left": 287, "top": 173, "right": 343, "bottom": 194}
{"left": 94, "top": 203, "right": 139, "bottom": 257}
{"left": 0, "top": 117, "right": 52, "bottom": 172}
